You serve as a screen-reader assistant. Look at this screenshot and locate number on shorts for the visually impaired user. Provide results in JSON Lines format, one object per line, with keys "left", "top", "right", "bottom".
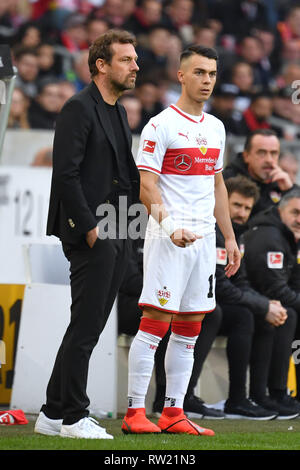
{"left": 207, "top": 274, "right": 213, "bottom": 298}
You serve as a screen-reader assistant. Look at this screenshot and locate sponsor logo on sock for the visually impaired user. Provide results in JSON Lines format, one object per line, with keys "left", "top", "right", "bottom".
{"left": 128, "top": 397, "right": 133, "bottom": 407}
{"left": 149, "top": 344, "right": 157, "bottom": 350}
{"left": 165, "top": 397, "right": 176, "bottom": 407}
{"left": 186, "top": 344, "right": 195, "bottom": 349}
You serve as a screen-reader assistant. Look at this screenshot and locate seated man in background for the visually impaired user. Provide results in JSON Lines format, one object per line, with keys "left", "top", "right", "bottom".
{"left": 223, "top": 129, "right": 295, "bottom": 217}
{"left": 155, "top": 175, "right": 294, "bottom": 420}
{"left": 243, "top": 188, "right": 300, "bottom": 412}
{"left": 216, "top": 176, "right": 297, "bottom": 419}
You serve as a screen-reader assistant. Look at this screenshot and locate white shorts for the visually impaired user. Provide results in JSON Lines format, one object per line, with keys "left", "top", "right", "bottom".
{"left": 138, "top": 231, "right": 216, "bottom": 315}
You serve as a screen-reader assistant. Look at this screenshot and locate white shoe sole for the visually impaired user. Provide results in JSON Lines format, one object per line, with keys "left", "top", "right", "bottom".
{"left": 276, "top": 413, "right": 299, "bottom": 420}
{"left": 60, "top": 430, "right": 113, "bottom": 439}
{"left": 34, "top": 425, "right": 61, "bottom": 436}
{"left": 186, "top": 411, "right": 225, "bottom": 420}
{"left": 59, "top": 429, "right": 114, "bottom": 439}
{"left": 225, "top": 413, "right": 277, "bottom": 420}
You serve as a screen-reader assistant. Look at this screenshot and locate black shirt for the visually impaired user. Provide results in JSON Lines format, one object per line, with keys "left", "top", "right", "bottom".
{"left": 105, "top": 102, "right": 132, "bottom": 195}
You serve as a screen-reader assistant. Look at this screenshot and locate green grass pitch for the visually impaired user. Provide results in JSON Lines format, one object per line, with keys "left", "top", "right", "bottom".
{"left": 1, "top": 417, "right": 300, "bottom": 452}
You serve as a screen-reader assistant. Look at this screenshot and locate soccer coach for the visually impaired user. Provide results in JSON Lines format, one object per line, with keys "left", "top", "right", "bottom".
{"left": 34, "top": 30, "right": 140, "bottom": 439}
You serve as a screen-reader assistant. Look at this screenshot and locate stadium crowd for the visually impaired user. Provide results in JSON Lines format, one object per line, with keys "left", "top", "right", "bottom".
{"left": 1, "top": 0, "right": 300, "bottom": 139}
{"left": 2, "top": 0, "right": 300, "bottom": 420}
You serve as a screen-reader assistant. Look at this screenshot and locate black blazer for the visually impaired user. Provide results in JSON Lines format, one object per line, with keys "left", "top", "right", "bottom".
{"left": 47, "top": 81, "right": 140, "bottom": 243}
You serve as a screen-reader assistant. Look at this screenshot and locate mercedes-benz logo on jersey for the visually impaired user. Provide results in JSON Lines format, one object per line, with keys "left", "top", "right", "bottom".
{"left": 174, "top": 154, "right": 192, "bottom": 172}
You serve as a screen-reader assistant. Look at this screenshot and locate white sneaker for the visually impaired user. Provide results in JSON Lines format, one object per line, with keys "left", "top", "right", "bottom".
{"left": 60, "top": 417, "right": 114, "bottom": 439}
{"left": 34, "top": 411, "right": 63, "bottom": 436}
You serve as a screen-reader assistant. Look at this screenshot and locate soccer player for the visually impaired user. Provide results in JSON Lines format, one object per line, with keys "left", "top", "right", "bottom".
{"left": 122, "top": 45, "right": 241, "bottom": 436}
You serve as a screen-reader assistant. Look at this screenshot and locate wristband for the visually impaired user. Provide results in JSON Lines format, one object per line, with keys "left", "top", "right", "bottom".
{"left": 160, "top": 216, "right": 176, "bottom": 237}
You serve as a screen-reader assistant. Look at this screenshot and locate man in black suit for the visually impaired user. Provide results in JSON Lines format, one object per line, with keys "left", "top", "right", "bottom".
{"left": 34, "top": 30, "right": 140, "bottom": 439}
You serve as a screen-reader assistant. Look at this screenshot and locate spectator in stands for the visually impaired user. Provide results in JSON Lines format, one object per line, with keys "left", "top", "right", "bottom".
{"left": 85, "top": 16, "right": 111, "bottom": 46}
{"left": 253, "top": 26, "right": 281, "bottom": 78}
{"left": 13, "top": 20, "right": 42, "bottom": 48}
{"left": 210, "top": 0, "right": 270, "bottom": 41}
{"left": 163, "top": 0, "right": 195, "bottom": 44}
{"left": 7, "top": 87, "right": 30, "bottom": 129}
{"left": 0, "top": 0, "right": 16, "bottom": 44}
{"left": 119, "top": 94, "right": 143, "bottom": 134}
{"left": 28, "top": 77, "right": 61, "bottom": 129}
{"left": 243, "top": 188, "right": 300, "bottom": 408}
{"left": 60, "top": 12, "right": 88, "bottom": 53}
{"left": 277, "top": 4, "right": 300, "bottom": 44}
{"left": 71, "top": 49, "right": 91, "bottom": 92}
{"left": 13, "top": 46, "right": 40, "bottom": 98}
{"left": 270, "top": 86, "right": 300, "bottom": 140}
{"left": 124, "top": 0, "right": 163, "bottom": 37}
{"left": 230, "top": 61, "right": 256, "bottom": 112}
{"left": 36, "top": 42, "right": 58, "bottom": 80}
{"left": 136, "top": 25, "right": 171, "bottom": 78}
{"left": 192, "top": 25, "right": 217, "bottom": 49}
{"left": 57, "top": 80, "right": 76, "bottom": 110}
{"left": 91, "top": 0, "right": 134, "bottom": 29}
{"left": 276, "top": 63, "right": 300, "bottom": 90}
{"left": 223, "top": 129, "right": 294, "bottom": 217}
{"left": 135, "top": 79, "right": 164, "bottom": 129}
{"left": 208, "top": 82, "right": 244, "bottom": 136}
{"left": 279, "top": 152, "right": 300, "bottom": 185}
{"left": 281, "top": 38, "right": 300, "bottom": 64}
{"left": 236, "top": 35, "right": 273, "bottom": 90}
{"left": 239, "top": 92, "right": 274, "bottom": 135}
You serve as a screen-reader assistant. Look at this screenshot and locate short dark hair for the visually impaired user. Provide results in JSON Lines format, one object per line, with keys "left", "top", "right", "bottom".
{"left": 180, "top": 45, "right": 218, "bottom": 64}
{"left": 244, "top": 129, "right": 279, "bottom": 152}
{"left": 279, "top": 187, "right": 300, "bottom": 208}
{"left": 225, "top": 175, "right": 260, "bottom": 204}
{"left": 88, "top": 29, "right": 136, "bottom": 78}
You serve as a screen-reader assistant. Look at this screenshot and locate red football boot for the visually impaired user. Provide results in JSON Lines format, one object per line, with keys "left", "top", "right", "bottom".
{"left": 122, "top": 408, "right": 161, "bottom": 434}
{"left": 158, "top": 408, "right": 215, "bottom": 436}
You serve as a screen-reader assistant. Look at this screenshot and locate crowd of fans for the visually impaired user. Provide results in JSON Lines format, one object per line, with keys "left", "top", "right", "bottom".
{"left": 0, "top": 0, "right": 299, "bottom": 142}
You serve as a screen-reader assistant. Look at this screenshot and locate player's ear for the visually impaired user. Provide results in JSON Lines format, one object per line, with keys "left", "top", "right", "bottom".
{"left": 177, "top": 69, "right": 184, "bottom": 85}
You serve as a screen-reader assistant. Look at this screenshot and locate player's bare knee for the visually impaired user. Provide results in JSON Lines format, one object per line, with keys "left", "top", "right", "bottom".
{"left": 142, "top": 307, "right": 172, "bottom": 323}
{"left": 176, "top": 313, "right": 206, "bottom": 322}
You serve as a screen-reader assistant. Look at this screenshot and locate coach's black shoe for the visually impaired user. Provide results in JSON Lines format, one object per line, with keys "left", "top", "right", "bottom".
{"left": 268, "top": 393, "right": 300, "bottom": 420}
{"left": 184, "top": 395, "right": 225, "bottom": 419}
{"left": 224, "top": 398, "right": 277, "bottom": 420}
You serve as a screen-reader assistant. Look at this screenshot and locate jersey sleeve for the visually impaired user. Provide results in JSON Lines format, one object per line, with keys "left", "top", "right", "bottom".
{"left": 136, "top": 118, "right": 167, "bottom": 176}
{"left": 214, "top": 121, "right": 226, "bottom": 174}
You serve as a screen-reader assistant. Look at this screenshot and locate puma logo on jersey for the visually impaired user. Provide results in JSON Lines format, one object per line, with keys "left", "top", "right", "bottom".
{"left": 178, "top": 132, "right": 189, "bottom": 140}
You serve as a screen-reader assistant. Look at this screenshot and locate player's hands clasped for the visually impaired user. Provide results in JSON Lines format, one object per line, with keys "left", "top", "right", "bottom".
{"left": 170, "top": 228, "right": 202, "bottom": 248}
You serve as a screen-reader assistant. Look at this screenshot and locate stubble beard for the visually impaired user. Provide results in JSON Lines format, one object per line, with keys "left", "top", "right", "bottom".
{"left": 111, "top": 76, "right": 136, "bottom": 95}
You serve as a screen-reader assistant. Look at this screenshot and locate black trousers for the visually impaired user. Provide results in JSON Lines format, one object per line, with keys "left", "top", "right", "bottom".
{"left": 268, "top": 307, "right": 297, "bottom": 394}
{"left": 41, "top": 236, "right": 131, "bottom": 424}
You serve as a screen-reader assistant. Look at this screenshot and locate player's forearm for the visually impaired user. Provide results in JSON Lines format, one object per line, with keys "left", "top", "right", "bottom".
{"left": 140, "top": 173, "right": 168, "bottom": 224}
{"left": 214, "top": 176, "right": 235, "bottom": 241}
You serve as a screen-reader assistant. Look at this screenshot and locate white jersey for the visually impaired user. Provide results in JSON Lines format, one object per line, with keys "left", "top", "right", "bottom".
{"left": 136, "top": 104, "right": 226, "bottom": 236}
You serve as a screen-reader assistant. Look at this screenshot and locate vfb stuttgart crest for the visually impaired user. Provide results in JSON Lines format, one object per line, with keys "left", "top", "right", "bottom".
{"left": 195, "top": 134, "right": 207, "bottom": 155}
{"left": 156, "top": 287, "right": 171, "bottom": 306}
